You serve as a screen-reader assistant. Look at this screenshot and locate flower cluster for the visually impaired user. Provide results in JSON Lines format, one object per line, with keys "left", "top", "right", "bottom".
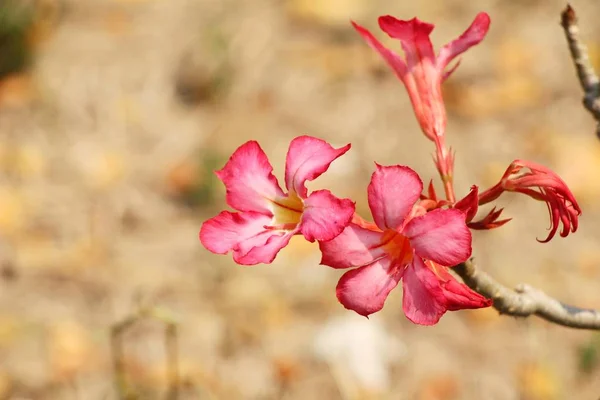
{"left": 199, "top": 12, "right": 581, "bottom": 326}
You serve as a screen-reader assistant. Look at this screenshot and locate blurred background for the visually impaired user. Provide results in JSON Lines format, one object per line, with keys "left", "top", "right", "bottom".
{"left": 0, "top": 0, "right": 600, "bottom": 398}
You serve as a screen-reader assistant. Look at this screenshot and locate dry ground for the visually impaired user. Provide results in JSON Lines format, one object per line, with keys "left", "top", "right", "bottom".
{"left": 1, "top": 0, "right": 600, "bottom": 399}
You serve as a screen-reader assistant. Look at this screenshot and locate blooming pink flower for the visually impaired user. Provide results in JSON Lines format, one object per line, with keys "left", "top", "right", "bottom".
{"left": 478, "top": 160, "right": 581, "bottom": 242}
{"left": 200, "top": 136, "right": 355, "bottom": 265}
{"left": 319, "top": 165, "right": 491, "bottom": 325}
{"left": 352, "top": 13, "right": 490, "bottom": 142}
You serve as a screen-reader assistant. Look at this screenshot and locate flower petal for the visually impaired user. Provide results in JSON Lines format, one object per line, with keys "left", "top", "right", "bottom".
{"left": 319, "top": 223, "right": 386, "bottom": 269}
{"left": 431, "top": 262, "right": 492, "bottom": 310}
{"left": 216, "top": 141, "right": 285, "bottom": 214}
{"left": 378, "top": 16, "right": 436, "bottom": 67}
{"left": 336, "top": 258, "right": 403, "bottom": 317}
{"left": 436, "top": 12, "right": 491, "bottom": 72}
{"left": 404, "top": 208, "right": 471, "bottom": 266}
{"left": 351, "top": 21, "right": 408, "bottom": 79}
{"left": 454, "top": 185, "right": 479, "bottom": 223}
{"left": 234, "top": 231, "right": 295, "bottom": 265}
{"left": 199, "top": 210, "right": 293, "bottom": 265}
{"left": 284, "top": 136, "right": 351, "bottom": 199}
{"left": 301, "top": 190, "right": 355, "bottom": 242}
{"left": 402, "top": 258, "right": 447, "bottom": 325}
{"left": 368, "top": 164, "right": 423, "bottom": 231}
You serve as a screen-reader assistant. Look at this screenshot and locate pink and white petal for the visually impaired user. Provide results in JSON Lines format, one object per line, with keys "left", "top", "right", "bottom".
{"left": 200, "top": 211, "right": 273, "bottom": 256}
{"left": 319, "top": 223, "right": 386, "bottom": 269}
{"left": 351, "top": 21, "right": 408, "bottom": 79}
{"left": 233, "top": 231, "right": 295, "bottom": 265}
{"left": 402, "top": 258, "right": 447, "bottom": 325}
{"left": 200, "top": 210, "right": 293, "bottom": 265}
{"left": 436, "top": 12, "right": 491, "bottom": 71}
{"left": 216, "top": 141, "right": 285, "bottom": 214}
{"left": 336, "top": 258, "right": 404, "bottom": 317}
{"left": 404, "top": 208, "right": 472, "bottom": 266}
{"left": 368, "top": 164, "right": 423, "bottom": 231}
{"left": 378, "top": 16, "right": 436, "bottom": 67}
{"left": 301, "top": 190, "right": 355, "bottom": 242}
{"left": 284, "top": 136, "right": 351, "bottom": 199}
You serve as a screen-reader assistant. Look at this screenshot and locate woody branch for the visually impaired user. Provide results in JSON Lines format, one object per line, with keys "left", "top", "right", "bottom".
{"left": 453, "top": 259, "right": 600, "bottom": 330}
{"left": 451, "top": 4, "right": 600, "bottom": 330}
{"left": 561, "top": 4, "right": 600, "bottom": 138}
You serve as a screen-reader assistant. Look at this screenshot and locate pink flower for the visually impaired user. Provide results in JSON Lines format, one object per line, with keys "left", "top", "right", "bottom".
{"left": 200, "top": 136, "right": 355, "bottom": 265}
{"left": 478, "top": 160, "right": 581, "bottom": 242}
{"left": 319, "top": 165, "right": 491, "bottom": 325}
{"left": 352, "top": 13, "right": 490, "bottom": 142}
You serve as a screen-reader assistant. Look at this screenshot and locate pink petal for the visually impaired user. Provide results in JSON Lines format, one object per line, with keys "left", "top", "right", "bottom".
{"left": 432, "top": 263, "right": 492, "bottom": 310}
{"left": 351, "top": 21, "right": 408, "bottom": 79}
{"left": 336, "top": 258, "right": 404, "bottom": 317}
{"left": 300, "top": 190, "right": 355, "bottom": 242}
{"left": 378, "top": 16, "right": 436, "bottom": 67}
{"left": 436, "top": 12, "right": 491, "bottom": 72}
{"left": 319, "top": 223, "right": 386, "bottom": 269}
{"left": 216, "top": 141, "right": 285, "bottom": 214}
{"left": 403, "top": 208, "right": 472, "bottom": 266}
{"left": 368, "top": 164, "right": 423, "bottom": 231}
{"left": 234, "top": 232, "right": 295, "bottom": 265}
{"left": 284, "top": 136, "right": 351, "bottom": 199}
{"left": 441, "top": 278, "right": 492, "bottom": 310}
{"left": 199, "top": 211, "right": 293, "bottom": 265}
{"left": 454, "top": 185, "right": 479, "bottom": 223}
{"left": 402, "top": 258, "right": 447, "bottom": 325}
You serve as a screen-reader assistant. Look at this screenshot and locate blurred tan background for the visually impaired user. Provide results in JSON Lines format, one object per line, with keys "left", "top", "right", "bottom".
{"left": 0, "top": 0, "right": 600, "bottom": 398}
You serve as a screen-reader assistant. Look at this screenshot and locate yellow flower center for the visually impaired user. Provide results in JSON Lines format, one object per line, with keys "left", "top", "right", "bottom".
{"left": 381, "top": 229, "right": 414, "bottom": 265}
{"left": 270, "top": 193, "right": 304, "bottom": 229}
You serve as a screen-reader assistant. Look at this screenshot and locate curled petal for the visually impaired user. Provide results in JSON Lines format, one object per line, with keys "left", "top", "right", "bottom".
{"left": 301, "top": 190, "right": 355, "bottom": 242}
{"left": 351, "top": 21, "right": 407, "bottom": 79}
{"left": 284, "top": 136, "right": 351, "bottom": 198}
{"left": 199, "top": 211, "right": 294, "bottom": 265}
{"left": 402, "top": 258, "right": 447, "bottom": 325}
{"left": 336, "top": 259, "right": 404, "bottom": 317}
{"left": 320, "top": 223, "right": 386, "bottom": 269}
{"left": 368, "top": 164, "right": 423, "bottom": 231}
{"left": 480, "top": 159, "right": 581, "bottom": 241}
{"left": 404, "top": 208, "right": 472, "bottom": 266}
{"left": 437, "top": 12, "right": 491, "bottom": 71}
{"left": 216, "top": 141, "right": 285, "bottom": 214}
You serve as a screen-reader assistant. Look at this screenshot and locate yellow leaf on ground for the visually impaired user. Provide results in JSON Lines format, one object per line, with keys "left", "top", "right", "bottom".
{"left": 517, "top": 362, "right": 560, "bottom": 400}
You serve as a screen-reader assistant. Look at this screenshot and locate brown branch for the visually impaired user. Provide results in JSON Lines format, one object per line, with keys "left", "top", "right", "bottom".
{"left": 454, "top": 259, "right": 600, "bottom": 330}
{"left": 561, "top": 4, "right": 600, "bottom": 138}
{"left": 111, "top": 307, "right": 180, "bottom": 399}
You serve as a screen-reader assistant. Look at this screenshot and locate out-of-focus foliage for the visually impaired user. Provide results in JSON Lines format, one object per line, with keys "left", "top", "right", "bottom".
{"left": 0, "top": 0, "right": 35, "bottom": 78}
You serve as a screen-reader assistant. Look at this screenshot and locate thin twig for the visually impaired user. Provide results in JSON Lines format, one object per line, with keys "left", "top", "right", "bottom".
{"left": 110, "top": 307, "right": 180, "bottom": 399}
{"left": 561, "top": 4, "right": 600, "bottom": 138}
{"left": 453, "top": 259, "right": 600, "bottom": 330}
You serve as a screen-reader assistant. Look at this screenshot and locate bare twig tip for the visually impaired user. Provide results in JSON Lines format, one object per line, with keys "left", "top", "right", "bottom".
{"left": 561, "top": 4, "right": 576, "bottom": 27}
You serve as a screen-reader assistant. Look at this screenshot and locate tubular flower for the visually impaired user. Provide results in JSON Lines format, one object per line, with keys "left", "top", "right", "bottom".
{"left": 319, "top": 165, "right": 491, "bottom": 325}
{"left": 200, "top": 136, "right": 355, "bottom": 265}
{"left": 478, "top": 160, "right": 582, "bottom": 242}
{"left": 352, "top": 13, "right": 490, "bottom": 142}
